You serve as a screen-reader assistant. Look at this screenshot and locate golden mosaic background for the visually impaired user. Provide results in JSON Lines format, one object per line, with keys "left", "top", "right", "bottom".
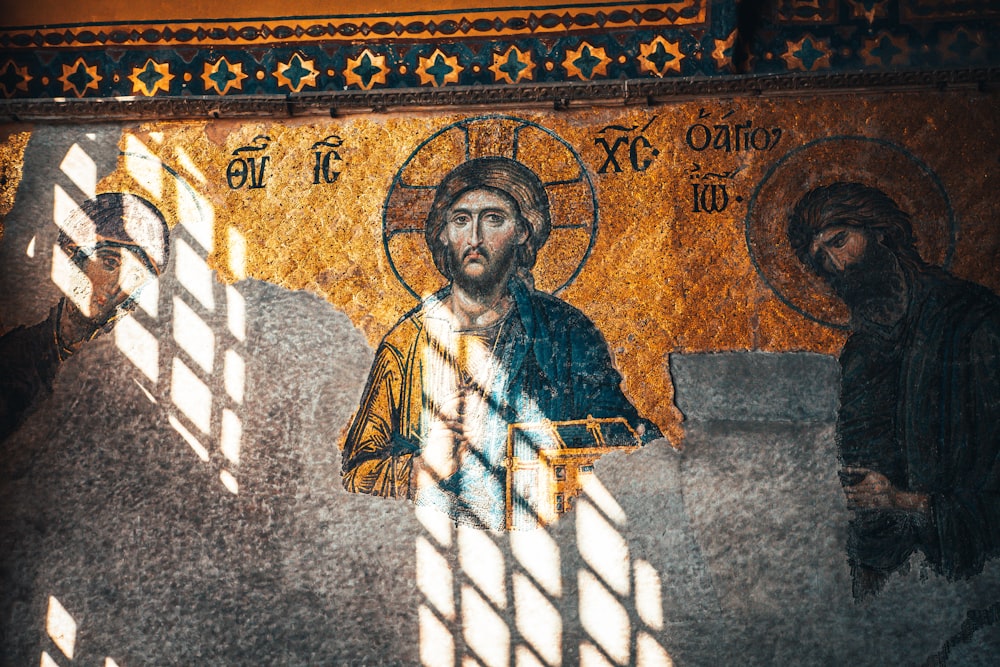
{"left": 0, "top": 129, "right": 30, "bottom": 236}
{"left": 2, "top": 90, "right": 998, "bottom": 444}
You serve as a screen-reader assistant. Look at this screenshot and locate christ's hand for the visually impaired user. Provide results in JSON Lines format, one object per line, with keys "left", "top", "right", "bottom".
{"left": 412, "top": 393, "right": 471, "bottom": 492}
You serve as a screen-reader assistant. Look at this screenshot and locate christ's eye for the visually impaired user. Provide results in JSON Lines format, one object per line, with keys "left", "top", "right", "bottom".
{"left": 483, "top": 211, "right": 507, "bottom": 226}
{"left": 450, "top": 213, "right": 471, "bottom": 227}
{"left": 830, "top": 231, "right": 849, "bottom": 248}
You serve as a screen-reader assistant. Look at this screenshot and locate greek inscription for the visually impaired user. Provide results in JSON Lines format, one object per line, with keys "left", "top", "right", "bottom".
{"left": 311, "top": 135, "right": 343, "bottom": 185}
{"left": 685, "top": 163, "right": 744, "bottom": 215}
{"left": 685, "top": 109, "right": 783, "bottom": 153}
{"left": 691, "top": 184, "right": 729, "bottom": 213}
{"left": 227, "top": 135, "right": 271, "bottom": 190}
{"left": 593, "top": 117, "right": 660, "bottom": 174}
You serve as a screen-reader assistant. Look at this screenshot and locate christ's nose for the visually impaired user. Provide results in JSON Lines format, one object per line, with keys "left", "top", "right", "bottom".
{"left": 468, "top": 219, "right": 482, "bottom": 246}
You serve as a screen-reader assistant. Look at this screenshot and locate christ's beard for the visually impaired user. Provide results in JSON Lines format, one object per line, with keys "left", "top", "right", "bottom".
{"left": 446, "top": 245, "right": 519, "bottom": 298}
{"left": 827, "top": 242, "right": 909, "bottom": 330}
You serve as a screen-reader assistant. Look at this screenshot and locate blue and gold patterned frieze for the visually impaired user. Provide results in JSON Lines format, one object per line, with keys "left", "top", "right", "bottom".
{"left": 748, "top": 22, "right": 997, "bottom": 74}
{"left": 0, "top": 28, "right": 739, "bottom": 100}
{"left": 0, "top": 0, "right": 997, "bottom": 101}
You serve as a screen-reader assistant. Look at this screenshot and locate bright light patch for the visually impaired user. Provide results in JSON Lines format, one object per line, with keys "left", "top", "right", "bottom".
{"left": 135, "top": 277, "right": 159, "bottom": 318}
{"left": 171, "top": 357, "right": 212, "bottom": 434}
{"left": 458, "top": 525, "right": 506, "bottom": 609}
{"left": 46, "top": 596, "right": 76, "bottom": 660}
{"left": 168, "top": 413, "right": 210, "bottom": 462}
{"left": 515, "top": 646, "right": 548, "bottom": 667}
{"left": 115, "top": 315, "right": 160, "bottom": 382}
{"left": 636, "top": 632, "right": 673, "bottom": 667}
{"left": 579, "top": 641, "right": 616, "bottom": 667}
{"left": 224, "top": 350, "right": 245, "bottom": 404}
{"left": 419, "top": 604, "right": 455, "bottom": 667}
{"left": 227, "top": 226, "right": 247, "bottom": 280}
{"left": 226, "top": 285, "right": 246, "bottom": 342}
{"left": 221, "top": 408, "right": 241, "bottom": 464}
{"left": 175, "top": 238, "right": 215, "bottom": 311}
{"left": 117, "top": 248, "right": 156, "bottom": 308}
{"left": 510, "top": 527, "right": 561, "bottom": 597}
{"left": 40, "top": 651, "right": 61, "bottom": 667}
{"left": 53, "top": 184, "right": 92, "bottom": 247}
{"left": 416, "top": 505, "right": 453, "bottom": 548}
{"left": 417, "top": 535, "right": 455, "bottom": 620}
{"left": 50, "top": 242, "right": 91, "bottom": 316}
{"left": 176, "top": 147, "right": 207, "bottom": 185}
{"left": 179, "top": 188, "right": 214, "bottom": 253}
{"left": 633, "top": 559, "right": 663, "bottom": 631}
{"left": 59, "top": 143, "right": 97, "bottom": 198}
{"left": 26, "top": 235, "right": 36, "bottom": 258}
{"left": 105, "top": 659, "right": 121, "bottom": 667}
{"left": 581, "top": 475, "right": 628, "bottom": 528}
{"left": 124, "top": 134, "right": 163, "bottom": 200}
{"left": 219, "top": 470, "right": 239, "bottom": 494}
{"left": 514, "top": 573, "right": 561, "bottom": 667}
{"left": 577, "top": 499, "right": 630, "bottom": 597}
{"left": 462, "top": 585, "right": 510, "bottom": 667}
{"left": 133, "top": 378, "right": 158, "bottom": 403}
{"left": 579, "top": 570, "right": 630, "bottom": 665}
{"left": 148, "top": 131, "right": 164, "bottom": 143}
{"left": 173, "top": 296, "right": 215, "bottom": 373}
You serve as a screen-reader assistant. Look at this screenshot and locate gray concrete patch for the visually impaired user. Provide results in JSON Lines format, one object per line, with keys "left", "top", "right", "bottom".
{"left": 670, "top": 351, "right": 840, "bottom": 423}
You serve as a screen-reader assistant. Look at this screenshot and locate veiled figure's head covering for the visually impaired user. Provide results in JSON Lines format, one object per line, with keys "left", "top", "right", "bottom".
{"left": 787, "top": 182, "right": 924, "bottom": 276}
{"left": 57, "top": 193, "right": 170, "bottom": 275}
{"left": 425, "top": 156, "right": 551, "bottom": 281}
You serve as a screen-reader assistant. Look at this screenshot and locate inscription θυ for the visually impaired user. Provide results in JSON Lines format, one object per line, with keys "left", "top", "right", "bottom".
{"left": 227, "top": 135, "right": 271, "bottom": 190}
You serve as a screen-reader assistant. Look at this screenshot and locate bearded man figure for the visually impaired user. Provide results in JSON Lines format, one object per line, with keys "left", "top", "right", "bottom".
{"left": 787, "top": 182, "right": 1000, "bottom": 599}
{"left": 341, "top": 156, "right": 660, "bottom": 530}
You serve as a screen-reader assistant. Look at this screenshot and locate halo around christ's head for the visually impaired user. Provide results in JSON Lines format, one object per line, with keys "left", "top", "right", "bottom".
{"left": 383, "top": 115, "right": 599, "bottom": 300}
{"left": 745, "top": 136, "right": 955, "bottom": 329}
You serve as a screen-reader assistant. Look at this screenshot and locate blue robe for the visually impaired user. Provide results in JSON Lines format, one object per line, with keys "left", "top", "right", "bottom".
{"left": 341, "top": 278, "right": 660, "bottom": 529}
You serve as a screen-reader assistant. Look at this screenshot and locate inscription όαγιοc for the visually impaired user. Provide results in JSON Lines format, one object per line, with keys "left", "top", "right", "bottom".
{"left": 311, "top": 135, "right": 343, "bottom": 185}
{"left": 226, "top": 135, "right": 271, "bottom": 190}
{"left": 684, "top": 108, "right": 783, "bottom": 153}
{"left": 593, "top": 117, "right": 660, "bottom": 174}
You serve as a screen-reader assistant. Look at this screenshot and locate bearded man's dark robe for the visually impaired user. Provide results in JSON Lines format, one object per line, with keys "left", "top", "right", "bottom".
{"left": 837, "top": 268, "right": 1000, "bottom": 594}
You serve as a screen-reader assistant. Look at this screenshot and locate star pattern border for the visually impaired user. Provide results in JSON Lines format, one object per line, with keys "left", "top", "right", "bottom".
{"left": 0, "top": 16, "right": 994, "bottom": 101}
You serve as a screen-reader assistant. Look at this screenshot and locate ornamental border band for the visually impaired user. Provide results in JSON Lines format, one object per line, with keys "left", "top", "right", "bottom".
{"left": 340, "top": 156, "right": 660, "bottom": 531}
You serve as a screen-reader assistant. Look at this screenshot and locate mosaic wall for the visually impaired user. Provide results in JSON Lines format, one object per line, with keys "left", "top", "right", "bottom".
{"left": 1, "top": 88, "right": 998, "bottom": 664}
{"left": 1, "top": 2, "right": 1000, "bottom": 665}
{"left": 1, "top": 91, "right": 997, "bottom": 510}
